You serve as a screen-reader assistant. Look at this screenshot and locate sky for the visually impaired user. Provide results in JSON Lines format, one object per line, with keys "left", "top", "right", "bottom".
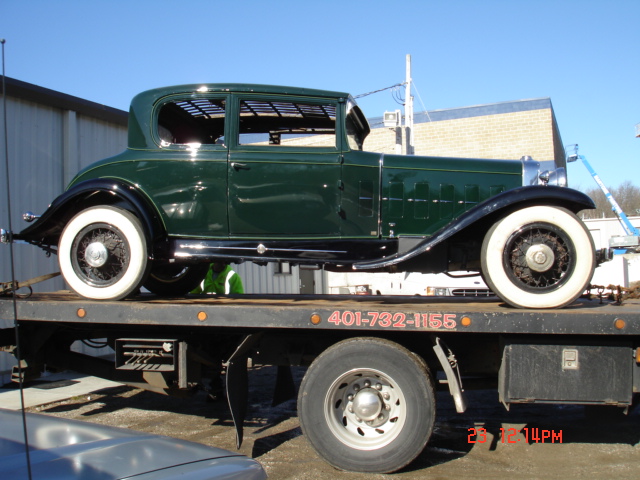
{"left": 1, "top": 0, "right": 638, "bottom": 191}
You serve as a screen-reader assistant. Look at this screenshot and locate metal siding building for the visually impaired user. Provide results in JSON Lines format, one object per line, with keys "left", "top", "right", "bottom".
{"left": 1, "top": 78, "right": 128, "bottom": 292}
{"left": 1, "top": 78, "right": 128, "bottom": 383}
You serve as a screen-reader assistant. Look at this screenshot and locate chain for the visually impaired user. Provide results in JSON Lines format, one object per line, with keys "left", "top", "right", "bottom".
{"left": 586, "top": 284, "right": 640, "bottom": 305}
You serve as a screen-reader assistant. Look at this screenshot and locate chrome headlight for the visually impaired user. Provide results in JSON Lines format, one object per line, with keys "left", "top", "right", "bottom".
{"left": 522, "top": 156, "right": 567, "bottom": 187}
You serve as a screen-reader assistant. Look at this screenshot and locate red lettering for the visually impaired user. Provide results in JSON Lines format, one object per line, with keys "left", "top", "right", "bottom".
{"left": 378, "top": 312, "right": 392, "bottom": 327}
{"left": 367, "top": 312, "right": 379, "bottom": 326}
{"left": 328, "top": 311, "right": 341, "bottom": 325}
{"left": 429, "top": 313, "right": 442, "bottom": 329}
{"left": 443, "top": 314, "right": 457, "bottom": 329}
{"left": 392, "top": 313, "right": 406, "bottom": 328}
{"left": 342, "top": 311, "right": 355, "bottom": 326}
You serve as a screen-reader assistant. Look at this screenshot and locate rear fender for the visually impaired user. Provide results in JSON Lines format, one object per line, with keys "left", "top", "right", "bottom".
{"left": 353, "top": 185, "right": 594, "bottom": 270}
{"left": 14, "top": 178, "right": 165, "bottom": 250}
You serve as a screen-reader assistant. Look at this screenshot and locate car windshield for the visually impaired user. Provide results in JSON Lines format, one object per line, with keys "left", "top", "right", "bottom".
{"left": 345, "top": 100, "right": 369, "bottom": 151}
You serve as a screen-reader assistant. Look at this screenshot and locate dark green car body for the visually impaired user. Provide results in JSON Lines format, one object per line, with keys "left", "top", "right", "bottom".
{"left": 67, "top": 84, "right": 525, "bottom": 247}
{"left": 12, "top": 83, "right": 596, "bottom": 306}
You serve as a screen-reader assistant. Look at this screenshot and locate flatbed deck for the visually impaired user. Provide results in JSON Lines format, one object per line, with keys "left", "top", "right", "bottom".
{"left": 2, "top": 292, "right": 640, "bottom": 336}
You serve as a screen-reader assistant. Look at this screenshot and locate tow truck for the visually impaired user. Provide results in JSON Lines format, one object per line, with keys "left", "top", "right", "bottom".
{"left": 1, "top": 291, "right": 639, "bottom": 473}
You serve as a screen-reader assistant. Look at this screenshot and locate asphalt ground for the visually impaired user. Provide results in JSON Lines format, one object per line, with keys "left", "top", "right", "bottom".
{"left": 13, "top": 365, "right": 640, "bottom": 480}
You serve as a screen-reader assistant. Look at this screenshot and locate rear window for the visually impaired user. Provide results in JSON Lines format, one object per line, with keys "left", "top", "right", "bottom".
{"left": 157, "top": 97, "right": 226, "bottom": 146}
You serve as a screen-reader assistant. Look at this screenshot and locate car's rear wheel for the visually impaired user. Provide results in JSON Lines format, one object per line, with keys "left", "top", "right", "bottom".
{"left": 144, "top": 263, "right": 210, "bottom": 296}
{"left": 481, "top": 206, "right": 595, "bottom": 309}
{"left": 58, "top": 206, "right": 149, "bottom": 300}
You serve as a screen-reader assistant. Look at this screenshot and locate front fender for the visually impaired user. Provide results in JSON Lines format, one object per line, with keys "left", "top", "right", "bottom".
{"left": 353, "top": 185, "right": 594, "bottom": 270}
{"left": 14, "top": 178, "right": 166, "bottom": 247}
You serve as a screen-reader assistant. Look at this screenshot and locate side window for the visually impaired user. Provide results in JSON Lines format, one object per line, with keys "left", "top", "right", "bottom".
{"left": 238, "top": 99, "right": 336, "bottom": 148}
{"left": 157, "top": 97, "right": 226, "bottom": 146}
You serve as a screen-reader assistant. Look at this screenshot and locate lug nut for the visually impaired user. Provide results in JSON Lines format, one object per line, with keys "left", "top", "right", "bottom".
{"left": 364, "top": 380, "right": 371, "bottom": 388}
{"left": 375, "top": 383, "right": 382, "bottom": 390}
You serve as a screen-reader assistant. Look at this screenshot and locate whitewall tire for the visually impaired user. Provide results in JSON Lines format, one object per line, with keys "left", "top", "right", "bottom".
{"left": 481, "top": 206, "right": 595, "bottom": 309}
{"left": 58, "top": 206, "right": 149, "bottom": 300}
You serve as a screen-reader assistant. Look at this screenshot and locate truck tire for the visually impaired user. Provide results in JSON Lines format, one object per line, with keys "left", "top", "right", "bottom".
{"left": 59, "top": 206, "right": 149, "bottom": 300}
{"left": 481, "top": 205, "right": 595, "bottom": 309}
{"left": 144, "top": 263, "right": 209, "bottom": 296}
{"left": 298, "top": 337, "right": 435, "bottom": 473}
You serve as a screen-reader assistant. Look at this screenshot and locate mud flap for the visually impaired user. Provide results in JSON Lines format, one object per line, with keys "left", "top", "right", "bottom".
{"left": 225, "top": 333, "right": 263, "bottom": 449}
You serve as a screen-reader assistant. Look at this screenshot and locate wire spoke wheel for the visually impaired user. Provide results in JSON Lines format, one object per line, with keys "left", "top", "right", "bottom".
{"left": 59, "top": 206, "right": 149, "bottom": 300}
{"left": 71, "top": 224, "right": 130, "bottom": 286}
{"left": 481, "top": 206, "right": 595, "bottom": 309}
{"left": 504, "top": 223, "right": 574, "bottom": 292}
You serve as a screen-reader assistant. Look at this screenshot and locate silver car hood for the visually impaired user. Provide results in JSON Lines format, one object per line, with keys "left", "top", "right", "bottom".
{"left": 0, "top": 408, "right": 266, "bottom": 480}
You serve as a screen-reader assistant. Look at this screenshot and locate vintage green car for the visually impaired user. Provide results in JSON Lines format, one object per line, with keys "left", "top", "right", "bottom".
{"left": 6, "top": 84, "right": 597, "bottom": 308}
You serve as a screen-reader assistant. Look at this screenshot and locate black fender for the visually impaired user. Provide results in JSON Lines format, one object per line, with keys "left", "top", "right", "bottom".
{"left": 15, "top": 178, "right": 166, "bottom": 249}
{"left": 353, "top": 185, "right": 595, "bottom": 270}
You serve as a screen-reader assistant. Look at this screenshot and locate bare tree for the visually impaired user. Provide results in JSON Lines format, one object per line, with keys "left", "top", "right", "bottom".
{"left": 582, "top": 181, "right": 640, "bottom": 219}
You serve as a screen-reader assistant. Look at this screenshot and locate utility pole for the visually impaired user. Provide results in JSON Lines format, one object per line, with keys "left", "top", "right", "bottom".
{"left": 405, "top": 54, "right": 414, "bottom": 155}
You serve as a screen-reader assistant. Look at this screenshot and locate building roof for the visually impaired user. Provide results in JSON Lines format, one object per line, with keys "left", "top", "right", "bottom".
{"left": 1, "top": 76, "right": 128, "bottom": 126}
{"left": 368, "top": 97, "right": 554, "bottom": 128}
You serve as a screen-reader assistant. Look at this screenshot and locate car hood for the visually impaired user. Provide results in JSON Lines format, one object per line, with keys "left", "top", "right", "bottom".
{"left": 0, "top": 408, "right": 266, "bottom": 480}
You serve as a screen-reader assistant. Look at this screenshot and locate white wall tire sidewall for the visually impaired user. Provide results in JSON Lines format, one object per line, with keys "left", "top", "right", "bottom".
{"left": 59, "top": 207, "right": 147, "bottom": 300}
{"left": 482, "top": 206, "right": 594, "bottom": 309}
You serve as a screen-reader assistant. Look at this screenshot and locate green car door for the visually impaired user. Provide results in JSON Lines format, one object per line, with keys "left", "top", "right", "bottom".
{"left": 227, "top": 96, "right": 342, "bottom": 237}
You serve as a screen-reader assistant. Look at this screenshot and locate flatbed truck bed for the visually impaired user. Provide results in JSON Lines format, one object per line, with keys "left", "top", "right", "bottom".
{"left": 2, "top": 292, "right": 639, "bottom": 473}
{"left": 3, "top": 292, "right": 640, "bottom": 334}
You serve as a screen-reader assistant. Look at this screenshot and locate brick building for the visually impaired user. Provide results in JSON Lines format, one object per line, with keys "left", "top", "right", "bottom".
{"left": 364, "top": 98, "right": 566, "bottom": 168}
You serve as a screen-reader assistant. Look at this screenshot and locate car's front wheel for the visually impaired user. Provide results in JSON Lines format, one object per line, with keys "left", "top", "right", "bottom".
{"left": 58, "top": 206, "right": 149, "bottom": 300}
{"left": 481, "top": 205, "right": 595, "bottom": 309}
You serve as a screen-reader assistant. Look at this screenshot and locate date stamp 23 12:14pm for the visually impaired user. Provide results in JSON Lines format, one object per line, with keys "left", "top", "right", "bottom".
{"left": 468, "top": 427, "right": 563, "bottom": 444}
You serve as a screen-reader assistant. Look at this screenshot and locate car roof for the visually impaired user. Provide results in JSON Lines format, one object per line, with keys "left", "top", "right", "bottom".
{"left": 136, "top": 83, "right": 352, "bottom": 101}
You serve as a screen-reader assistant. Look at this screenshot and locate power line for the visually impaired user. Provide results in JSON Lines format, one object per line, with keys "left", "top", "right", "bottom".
{"left": 355, "top": 82, "right": 406, "bottom": 99}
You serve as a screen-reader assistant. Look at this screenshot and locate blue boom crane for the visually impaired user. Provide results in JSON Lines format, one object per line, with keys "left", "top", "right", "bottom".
{"left": 566, "top": 145, "right": 640, "bottom": 253}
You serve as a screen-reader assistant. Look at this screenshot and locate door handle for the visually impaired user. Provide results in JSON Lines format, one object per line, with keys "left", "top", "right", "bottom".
{"left": 231, "top": 162, "right": 250, "bottom": 171}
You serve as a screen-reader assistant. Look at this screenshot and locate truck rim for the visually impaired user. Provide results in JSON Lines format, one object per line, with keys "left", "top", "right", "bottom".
{"left": 324, "top": 367, "right": 406, "bottom": 450}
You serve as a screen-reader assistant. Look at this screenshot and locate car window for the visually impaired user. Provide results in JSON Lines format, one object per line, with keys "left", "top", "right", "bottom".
{"left": 345, "top": 101, "right": 368, "bottom": 151}
{"left": 238, "top": 99, "right": 336, "bottom": 148}
{"left": 157, "top": 97, "right": 226, "bottom": 146}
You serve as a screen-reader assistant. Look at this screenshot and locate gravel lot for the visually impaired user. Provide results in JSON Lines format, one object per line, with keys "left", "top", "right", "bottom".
{"left": 28, "top": 365, "right": 640, "bottom": 479}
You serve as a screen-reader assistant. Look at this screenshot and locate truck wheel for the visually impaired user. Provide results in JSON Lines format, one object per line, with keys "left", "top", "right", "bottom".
{"left": 59, "top": 206, "right": 149, "bottom": 300}
{"left": 298, "top": 337, "right": 435, "bottom": 473}
{"left": 481, "top": 206, "right": 595, "bottom": 309}
{"left": 144, "top": 263, "right": 209, "bottom": 296}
